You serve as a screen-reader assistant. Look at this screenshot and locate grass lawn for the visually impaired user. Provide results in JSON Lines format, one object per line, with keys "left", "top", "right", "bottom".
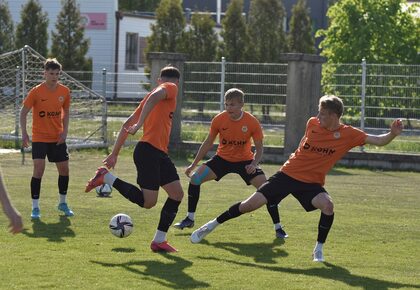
{"left": 0, "top": 148, "right": 419, "bottom": 289}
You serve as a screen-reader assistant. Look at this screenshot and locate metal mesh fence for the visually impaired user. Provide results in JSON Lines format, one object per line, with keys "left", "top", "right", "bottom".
{"left": 183, "top": 60, "right": 288, "bottom": 146}
{"left": 322, "top": 62, "right": 420, "bottom": 153}
{"left": 323, "top": 62, "right": 420, "bottom": 132}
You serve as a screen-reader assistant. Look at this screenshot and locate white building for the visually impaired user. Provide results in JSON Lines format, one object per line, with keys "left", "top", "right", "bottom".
{"left": 8, "top": 0, "right": 153, "bottom": 99}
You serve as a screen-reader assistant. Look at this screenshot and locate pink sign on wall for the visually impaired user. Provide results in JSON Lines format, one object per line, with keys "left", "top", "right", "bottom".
{"left": 81, "top": 13, "right": 107, "bottom": 30}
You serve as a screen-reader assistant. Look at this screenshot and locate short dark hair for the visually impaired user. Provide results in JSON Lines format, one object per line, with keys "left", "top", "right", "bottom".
{"left": 44, "top": 58, "right": 62, "bottom": 71}
{"left": 160, "top": 65, "right": 180, "bottom": 79}
{"left": 319, "top": 95, "right": 344, "bottom": 117}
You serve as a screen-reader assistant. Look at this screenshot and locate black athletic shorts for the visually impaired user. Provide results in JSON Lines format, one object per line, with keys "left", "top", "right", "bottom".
{"left": 133, "top": 141, "right": 179, "bottom": 191}
{"left": 258, "top": 171, "right": 327, "bottom": 212}
{"left": 32, "top": 142, "right": 69, "bottom": 162}
{"left": 204, "top": 155, "right": 264, "bottom": 185}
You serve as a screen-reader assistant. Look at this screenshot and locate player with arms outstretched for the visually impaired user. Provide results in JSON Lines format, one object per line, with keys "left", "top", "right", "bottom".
{"left": 190, "top": 95, "right": 403, "bottom": 262}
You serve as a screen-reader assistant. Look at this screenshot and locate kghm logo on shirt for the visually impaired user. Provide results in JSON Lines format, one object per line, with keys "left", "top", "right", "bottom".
{"left": 39, "top": 111, "right": 61, "bottom": 118}
{"left": 303, "top": 142, "right": 336, "bottom": 155}
{"left": 221, "top": 138, "right": 247, "bottom": 146}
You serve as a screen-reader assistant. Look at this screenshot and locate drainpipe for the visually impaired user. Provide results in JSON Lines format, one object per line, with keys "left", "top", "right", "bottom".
{"left": 114, "top": 11, "right": 123, "bottom": 100}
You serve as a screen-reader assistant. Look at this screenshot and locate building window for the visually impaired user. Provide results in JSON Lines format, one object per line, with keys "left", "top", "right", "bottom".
{"left": 139, "top": 37, "right": 147, "bottom": 66}
{"left": 125, "top": 33, "right": 138, "bottom": 70}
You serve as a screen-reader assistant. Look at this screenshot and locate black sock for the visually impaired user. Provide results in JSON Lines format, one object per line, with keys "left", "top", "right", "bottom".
{"left": 113, "top": 178, "right": 144, "bottom": 207}
{"left": 266, "top": 203, "right": 280, "bottom": 224}
{"left": 58, "top": 175, "right": 69, "bottom": 195}
{"left": 216, "top": 202, "right": 243, "bottom": 224}
{"left": 31, "top": 177, "right": 41, "bottom": 200}
{"left": 157, "top": 198, "right": 181, "bottom": 232}
{"left": 187, "top": 183, "right": 200, "bottom": 214}
{"left": 317, "top": 212, "right": 334, "bottom": 243}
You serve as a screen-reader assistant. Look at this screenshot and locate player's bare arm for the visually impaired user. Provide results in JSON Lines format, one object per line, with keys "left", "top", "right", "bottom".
{"left": 245, "top": 139, "right": 263, "bottom": 174}
{"left": 103, "top": 113, "right": 138, "bottom": 169}
{"left": 185, "top": 133, "right": 217, "bottom": 177}
{"left": 126, "top": 87, "right": 167, "bottom": 135}
{"left": 19, "top": 106, "right": 31, "bottom": 148}
{"left": 365, "top": 119, "right": 403, "bottom": 146}
{"left": 57, "top": 107, "right": 70, "bottom": 144}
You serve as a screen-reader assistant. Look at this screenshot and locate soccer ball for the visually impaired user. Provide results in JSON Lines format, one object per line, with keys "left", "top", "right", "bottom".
{"left": 96, "top": 184, "right": 112, "bottom": 197}
{"left": 109, "top": 213, "right": 133, "bottom": 238}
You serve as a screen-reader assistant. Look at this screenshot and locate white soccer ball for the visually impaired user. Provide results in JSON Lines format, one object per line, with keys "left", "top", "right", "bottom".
{"left": 109, "top": 213, "right": 133, "bottom": 238}
{"left": 96, "top": 184, "right": 112, "bottom": 197}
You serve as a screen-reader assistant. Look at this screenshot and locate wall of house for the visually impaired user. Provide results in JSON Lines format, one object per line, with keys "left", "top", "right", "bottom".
{"left": 116, "top": 13, "right": 154, "bottom": 99}
{"left": 8, "top": 0, "right": 118, "bottom": 94}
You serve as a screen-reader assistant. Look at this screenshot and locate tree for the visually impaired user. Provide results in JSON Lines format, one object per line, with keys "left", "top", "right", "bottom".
{"left": 317, "top": 0, "right": 419, "bottom": 64}
{"left": 119, "top": 0, "right": 160, "bottom": 12}
{"left": 183, "top": 13, "right": 218, "bottom": 61}
{"left": 0, "top": 0, "right": 15, "bottom": 53}
{"left": 50, "top": 0, "right": 91, "bottom": 72}
{"left": 218, "top": 0, "right": 250, "bottom": 62}
{"left": 247, "top": 0, "right": 287, "bottom": 62}
{"left": 287, "top": 0, "right": 316, "bottom": 54}
{"left": 15, "top": 0, "right": 48, "bottom": 56}
{"left": 145, "top": 0, "right": 186, "bottom": 54}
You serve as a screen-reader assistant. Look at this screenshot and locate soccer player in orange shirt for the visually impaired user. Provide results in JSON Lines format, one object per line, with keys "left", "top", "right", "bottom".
{"left": 85, "top": 65, "right": 184, "bottom": 253}
{"left": 190, "top": 95, "right": 403, "bottom": 262}
{"left": 0, "top": 170, "right": 23, "bottom": 234}
{"left": 20, "top": 58, "right": 73, "bottom": 219}
{"left": 174, "top": 88, "right": 287, "bottom": 238}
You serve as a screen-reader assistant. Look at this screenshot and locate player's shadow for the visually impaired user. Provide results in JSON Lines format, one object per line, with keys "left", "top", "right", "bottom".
{"left": 21, "top": 216, "right": 75, "bottom": 243}
{"left": 91, "top": 254, "right": 209, "bottom": 289}
{"left": 111, "top": 247, "right": 136, "bottom": 253}
{"left": 198, "top": 256, "right": 420, "bottom": 290}
{"left": 200, "top": 238, "right": 287, "bottom": 264}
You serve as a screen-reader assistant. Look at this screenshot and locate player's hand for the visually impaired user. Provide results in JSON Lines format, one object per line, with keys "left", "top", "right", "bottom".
{"left": 390, "top": 119, "right": 403, "bottom": 136}
{"left": 185, "top": 164, "right": 195, "bottom": 177}
{"left": 245, "top": 163, "right": 257, "bottom": 175}
{"left": 22, "top": 133, "right": 30, "bottom": 148}
{"left": 124, "top": 123, "right": 140, "bottom": 135}
{"left": 6, "top": 209, "right": 23, "bottom": 234}
{"left": 57, "top": 132, "right": 67, "bottom": 145}
{"left": 103, "top": 153, "right": 118, "bottom": 169}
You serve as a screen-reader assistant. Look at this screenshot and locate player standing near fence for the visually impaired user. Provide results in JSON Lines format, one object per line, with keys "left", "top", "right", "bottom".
{"left": 190, "top": 95, "right": 403, "bottom": 262}
{"left": 85, "top": 65, "right": 184, "bottom": 253}
{"left": 174, "top": 88, "right": 288, "bottom": 239}
{"left": 20, "top": 58, "right": 74, "bottom": 219}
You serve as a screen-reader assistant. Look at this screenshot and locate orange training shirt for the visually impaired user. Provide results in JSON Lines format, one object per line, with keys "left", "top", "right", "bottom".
{"left": 211, "top": 111, "right": 263, "bottom": 162}
{"left": 281, "top": 117, "right": 367, "bottom": 185}
{"left": 133, "top": 82, "right": 178, "bottom": 153}
{"left": 23, "top": 82, "right": 71, "bottom": 142}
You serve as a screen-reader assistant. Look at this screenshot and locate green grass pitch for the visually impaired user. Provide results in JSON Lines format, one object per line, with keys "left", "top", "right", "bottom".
{"left": 0, "top": 148, "right": 419, "bottom": 289}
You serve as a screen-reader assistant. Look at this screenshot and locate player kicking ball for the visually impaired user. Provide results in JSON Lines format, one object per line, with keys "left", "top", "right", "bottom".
{"left": 85, "top": 65, "right": 184, "bottom": 253}
{"left": 190, "top": 95, "right": 403, "bottom": 262}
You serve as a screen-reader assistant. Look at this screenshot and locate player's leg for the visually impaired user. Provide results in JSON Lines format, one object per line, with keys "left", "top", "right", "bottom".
{"left": 190, "top": 191, "right": 267, "bottom": 243}
{"left": 174, "top": 163, "right": 216, "bottom": 229}
{"left": 85, "top": 142, "right": 153, "bottom": 208}
{"left": 311, "top": 192, "right": 334, "bottom": 262}
{"left": 52, "top": 143, "right": 73, "bottom": 216}
{"left": 30, "top": 142, "right": 47, "bottom": 219}
{"left": 55, "top": 160, "right": 73, "bottom": 216}
{"left": 249, "top": 173, "right": 288, "bottom": 238}
{"left": 190, "top": 171, "right": 290, "bottom": 243}
{"left": 151, "top": 156, "right": 183, "bottom": 252}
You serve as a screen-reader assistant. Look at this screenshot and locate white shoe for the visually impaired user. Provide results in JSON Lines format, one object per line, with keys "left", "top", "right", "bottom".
{"left": 313, "top": 249, "right": 325, "bottom": 262}
{"left": 190, "top": 223, "right": 214, "bottom": 243}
